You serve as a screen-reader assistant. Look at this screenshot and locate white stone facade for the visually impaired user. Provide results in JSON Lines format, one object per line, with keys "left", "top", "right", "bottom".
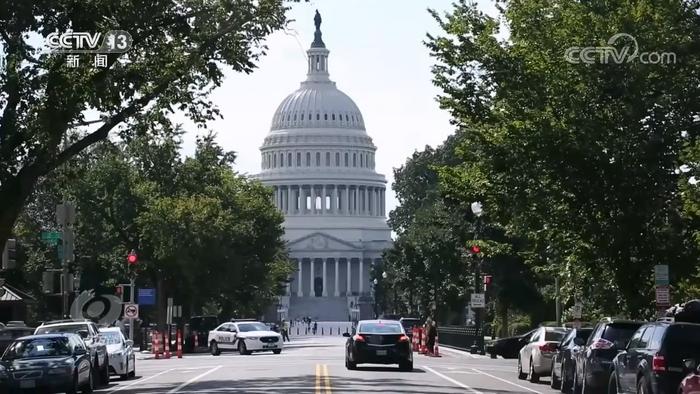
{"left": 257, "top": 12, "right": 392, "bottom": 321}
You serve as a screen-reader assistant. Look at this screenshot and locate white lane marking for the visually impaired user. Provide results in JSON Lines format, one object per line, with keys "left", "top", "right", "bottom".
{"left": 424, "top": 366, "right": 483, "bottom": 394}
{"left": 167, "top": 365, "right": 222, "bottom": 393}
{"left": 104, "top": 368, "right": 175, "bottom": 393}
{"left": 472, "top": 368, "right": 543, "bottom": 393}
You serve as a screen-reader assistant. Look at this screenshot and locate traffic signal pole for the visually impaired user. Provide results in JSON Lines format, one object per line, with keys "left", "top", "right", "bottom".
{"left": 130, "top": 276, "right": 135, "bottom": 340}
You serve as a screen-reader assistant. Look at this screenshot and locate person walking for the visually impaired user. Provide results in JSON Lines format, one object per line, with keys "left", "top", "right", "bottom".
{"left": 312, "top": 321, "right": 318, "bottom": 335}
{"left": 282, "top": 320, "right": 290, "bottom": 342}
{"left": 427, "top": 319, "right": 437, "bottom": 355}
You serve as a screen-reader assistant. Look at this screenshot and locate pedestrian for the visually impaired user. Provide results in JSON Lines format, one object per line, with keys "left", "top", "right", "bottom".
{"left": 282, "top": 320, "right": 290, "bottom": 342}
{"left": 427, "top": 319, "right": 437, "bottom": 354}
{"left": 313, "top": 321, "right": 318, "bottom": 335}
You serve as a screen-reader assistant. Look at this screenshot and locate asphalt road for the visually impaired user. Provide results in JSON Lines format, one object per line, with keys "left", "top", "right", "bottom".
{"left": 94, "top": 337, "right": 565, "bottom": 394}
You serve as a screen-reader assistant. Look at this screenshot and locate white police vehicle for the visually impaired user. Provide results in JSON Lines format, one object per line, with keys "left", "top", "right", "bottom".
{"left": 207, "top": 320, "right": 283, "bottom": 356}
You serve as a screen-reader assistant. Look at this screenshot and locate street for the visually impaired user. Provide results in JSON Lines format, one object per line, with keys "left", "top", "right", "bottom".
{"left": 96, "top": 337, "right": 560, "bottom": 394}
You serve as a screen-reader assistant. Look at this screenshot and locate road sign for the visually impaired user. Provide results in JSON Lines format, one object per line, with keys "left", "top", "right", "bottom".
{"left": 124, "top": 303, "right": 139, "bottom": 319}
{"left": 655, "top": 286, "right": 671, "bottom": 307}
{"left": 41, "top": 231, "right": 61, "bottom": 240}
{"left": 471, "top": 293, "right": 485, "bottom": 308}
{"left": 137, "top": 288, "right": 156, "bottom": 305}
{"left": 654, "top": 265, "right": 669, "bottom": 286}
{"left": 573, "top": 303, "right": 583, "bottom": 319}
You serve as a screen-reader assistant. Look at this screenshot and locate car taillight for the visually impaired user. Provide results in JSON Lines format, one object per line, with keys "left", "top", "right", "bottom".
{"left": 353, "top": 334, "right": 365, "bottom": 342}
{"left": 398, "top": 335, "right": 410, "bottom": 342}
{"left": 539, "top": 343, "right": 557, "bottom": 353}
{"left": 652, "top": 354, "right": 666, "bottom": 372}
{"left": 590, "top": 338, "right": 614, "bottom": 350}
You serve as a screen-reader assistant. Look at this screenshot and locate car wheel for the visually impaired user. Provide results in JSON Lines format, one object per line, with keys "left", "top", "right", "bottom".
{"left": 100, "top": 359, "right": 109, "bottom": 386}
{"left": 82, "top": 368, "right": 94, "bottom": 393}
{"left": 345, "top": 356, "right": 357, "bottom": 370}
{"left": 528, "top": 358, "right": 540, "bottom": 383}
{"left": 399, "top": 361, "right": 413, "bottom": 371}
{"left": 238, "top": 340, "right": 250, "bottom": 355}
{"left": 608, "top": 372, "right": 619, "bottom": 394}
{"left": 273, "top": 349, "right": 282, "bottom": 354}
{"left": 637, "top": 375, "right": 651, "bottom": 394}
{"left": 560, "top": 362, "right": 569, "bottom": 393}
{"left": 517, "top": 357, "right": 527, "bottom": 380}
{"left": 128, "top": 358, "right": 136, "bottom": 378}
{"left": 210, "top": 341, "right": 221, "bottom": 356}
{"left": 551, "top": 361, "right": 561, "bottom": 389}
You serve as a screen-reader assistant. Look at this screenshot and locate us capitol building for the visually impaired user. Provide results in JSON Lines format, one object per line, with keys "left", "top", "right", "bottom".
{"left": 257, "top": 11, "right": 392, "bottom": 321}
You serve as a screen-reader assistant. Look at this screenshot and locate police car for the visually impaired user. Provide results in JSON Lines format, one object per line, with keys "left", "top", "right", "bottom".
{"left": 207, "top": 320, "right": 283, "bottom": 356}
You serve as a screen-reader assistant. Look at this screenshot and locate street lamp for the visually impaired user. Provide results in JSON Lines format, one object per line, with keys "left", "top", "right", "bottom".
{"left": 373, "top": 278, "right": 379, "bottom": 318}
{"left": 471, "top": 201, "right": 484, "bottom": 217}
{"left": 471, "top": 201, "right": 486, "bottom": 355}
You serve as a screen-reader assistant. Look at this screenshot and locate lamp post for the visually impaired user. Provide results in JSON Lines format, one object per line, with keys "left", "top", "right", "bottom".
{"left": 471, "top": 202, "right": 485, "bottom": 355}
{"left": 373, "top": 278, "right": 379, "bottom": 318}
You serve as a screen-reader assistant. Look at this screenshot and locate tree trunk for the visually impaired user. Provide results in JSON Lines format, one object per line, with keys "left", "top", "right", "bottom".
{"left": 157, "top": 273, "right": 166, "bottom": 329}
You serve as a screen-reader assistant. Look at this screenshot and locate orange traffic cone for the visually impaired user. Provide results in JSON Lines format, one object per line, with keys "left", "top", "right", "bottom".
{"left": 176, "top": 329, "right": 183, "bottom": 358}
{"left": 164, "top": 331, "right": 171, "bottom": 359}
{"left": 153, "top": 330, "right": 161, "bottom": 359}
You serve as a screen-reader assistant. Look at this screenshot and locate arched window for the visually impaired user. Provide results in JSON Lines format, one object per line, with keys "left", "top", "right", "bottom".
{"left": 324, "top": 114, "right": 328, "bottom": 120}
{"left": 335, "top": 152, "right": 340, "bottom": 166}
{"left": 353, "top": 153, "right": 357, "bottom": 167}
{"left": 316, "top": 152, "right": 321, "bottom": 166}
{"left": 326, "top": 152, "right": 331, "bottom": 166}
{"left": 296, "top": 152, "right": 301, "bottom": 167}
{"left": 360, "top": 153, "right": 364, "bottom": 168}
{"left": 365, "top": 154, "right": 369, "bottom": 168}
{"left": 317, "top": 114, "right": 320, "bottom": 120}
{"left": 280, "top": 153, "right": 284, "bottom": 167}
{"left": 301, "top": 114, "right": 304, "bottom": 120}
{"left": 344, "top": 153, "right": 349, "bottom": 167}
{"left": 306, "top": 152, "right": 311, "bottom": 167}
{"left": 332, "top": 114, "right": 335, "bottom": 120}
{"left": 287, "top": 153, "right": 292, "bottom": 167}
{"left": 273, "top": 154, "right": 277, "bottom": 168}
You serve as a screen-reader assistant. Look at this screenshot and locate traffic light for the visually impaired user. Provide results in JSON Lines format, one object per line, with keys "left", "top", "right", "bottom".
{"left": 127, "top": 250, "right": 137, "bottom": 265}
{"left": 471, "top": 245, "right": 481, "bottom": 254}
{"left": 2, "top": 239, "right": 17, "bottom": 270}
{"left": 483, "top": 275, "right": 493, "bottom": 285}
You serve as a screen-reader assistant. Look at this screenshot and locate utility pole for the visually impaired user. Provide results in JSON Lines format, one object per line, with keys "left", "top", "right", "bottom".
{"left": 56, "top": 202, "right": 76, "bottom": 318}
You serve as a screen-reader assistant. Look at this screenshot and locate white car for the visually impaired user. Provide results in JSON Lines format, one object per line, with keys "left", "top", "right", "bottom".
{"left": 207, "top": 321, "right": 283, "bottom": 356}
{"left": 98, "top": 327, "right": 135, "bottom": 380}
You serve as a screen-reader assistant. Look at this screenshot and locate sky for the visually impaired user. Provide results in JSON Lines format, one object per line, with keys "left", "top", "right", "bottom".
{"left": 178, "top": 0, "right": 499, "bottom": 217}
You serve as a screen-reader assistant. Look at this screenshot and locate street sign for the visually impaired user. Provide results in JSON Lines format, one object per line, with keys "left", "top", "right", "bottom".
{"left": 471, "top": 293, "right": 485, "bottom": 308}
{"left": 655, "top": 286, "right": 671, "bottom": 307}
{"left": 654, "top": 265, "right": 670, "bottom": 286}
{"left": 137, "top": 288, "right": 156, "bottom": 305}
{"left": 124, "top": 303, "right": 139, "bottom": 319}
{"left": 41, "top": 231, "right": 61, "bottom": 241}
{"left": 573, "top": 303, "right": 583, "bottom": 319}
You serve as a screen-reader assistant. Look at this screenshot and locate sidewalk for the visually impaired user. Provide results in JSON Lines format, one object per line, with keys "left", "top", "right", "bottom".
{"left": 434, "top": 344, "right": 494, "bottom": 359}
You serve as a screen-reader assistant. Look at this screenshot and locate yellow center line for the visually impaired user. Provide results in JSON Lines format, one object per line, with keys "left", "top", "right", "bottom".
{"left": 315, "top": 363, "right": 321, "bottom": 394}
{"left": 323, "top": 364, "right": 332, "bottom": 394}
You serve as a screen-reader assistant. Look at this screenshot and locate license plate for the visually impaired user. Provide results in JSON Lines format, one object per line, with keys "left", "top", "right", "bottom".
{"left": 20, "top": 380, "right": 36, "bottom": 389}
{"left": 263, "top": 344, "right": 276, "bottom": 349}
{"left": 376, "top": 350, "right": 387, "bottom": 356}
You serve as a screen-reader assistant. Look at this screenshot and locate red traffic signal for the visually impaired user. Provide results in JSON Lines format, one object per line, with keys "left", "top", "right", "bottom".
{"left": 483, "top": 275, "right": 493, "bottom": 285}
{"left": 470, "top": 245, "right": 481, "bottom": 254}
{"left": 116, "top": 285, "right": 122, "bottom": 296}
{"left": 127, "top": 250, "right": 138, "bottom": 265}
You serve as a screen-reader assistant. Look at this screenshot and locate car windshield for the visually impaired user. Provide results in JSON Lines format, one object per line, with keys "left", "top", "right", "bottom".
{"left": 359, "top": 322, "right": 403, "bottom": 334}
{"left": 35, "top": 324, "right": 87, "bottom": 335}
{"left": 3, "top": 337, "right": 72, "bottom": 360}
{"left": 237, "top": 323, "right": 269, "bottom": 332}
{"left": 545, "top": 330, "right": 567, "bottom": 341}
{"left": 99, "top": 331, "right": 123, "bottom": 345}
{"left": 602, "top": 323, "right": 643, "bottom": 342}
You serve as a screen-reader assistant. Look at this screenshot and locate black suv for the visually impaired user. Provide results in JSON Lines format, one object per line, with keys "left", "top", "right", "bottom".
{"left": 574, "top": 318, "right": 644, "bottom": 394}
{"left": 609, "top": 321, "right": 700, "bottom": 393}
{"left": 551, "top": 327, "right": 593, "bottom": 391}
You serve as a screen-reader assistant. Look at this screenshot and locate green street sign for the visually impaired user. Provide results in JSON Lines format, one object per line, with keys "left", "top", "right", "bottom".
{"left": 41, "top": 231, "right": 61, "bottom": 240}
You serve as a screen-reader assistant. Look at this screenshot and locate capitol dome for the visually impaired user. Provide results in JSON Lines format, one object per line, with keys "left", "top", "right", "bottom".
{"left": 257, "top": 10, "right": 391, "bottom": 322}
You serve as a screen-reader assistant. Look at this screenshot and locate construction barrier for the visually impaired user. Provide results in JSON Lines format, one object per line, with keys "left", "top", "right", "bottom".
{"left": 194, "top": 332, "right": 199, "bottom": 348}
{"left": 176, "top": 329, "right": 183, "bottom": 358}
{"left": 152, "top": 330, "right": 162, "bottom": 359}
{"left": 164, "top": 331, "right": 171, "bottom": 359}
{"left": 419, "top": 329, "right": 428, "bottom": 354}
{"left": 431, "top": 332, "right": 441, "bottom": 357}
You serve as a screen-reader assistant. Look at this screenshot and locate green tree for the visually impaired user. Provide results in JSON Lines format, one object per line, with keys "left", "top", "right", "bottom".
{"left": 427, "top": 0, "right": 700, "bottom": 317}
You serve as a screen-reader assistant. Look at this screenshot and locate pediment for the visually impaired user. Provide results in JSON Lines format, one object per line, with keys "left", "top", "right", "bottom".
{"left": 288, "top": 232, "right": 361, "bottom": 252}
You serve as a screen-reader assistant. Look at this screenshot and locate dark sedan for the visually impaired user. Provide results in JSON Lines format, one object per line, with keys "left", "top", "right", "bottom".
{"left": 0, "top": 334, "right": 94, "bottom": 393}
{"left": 551, "top": 327, "right": 593, "bottom": 391}
{"left": 487, "top": 329, "right": 537, "bottom": 359}
{"left": 344, "top": 320, "right": 413, "bottom": 371}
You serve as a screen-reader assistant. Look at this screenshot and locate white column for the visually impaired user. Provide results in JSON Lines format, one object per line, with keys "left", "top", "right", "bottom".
{"left": 322, "top": 259, "right": 328, "bottom": 296}
{"left": 359, "top": 259, "right": 364, "bottom": 294}
{"left": 322, "top": 185, "right": 327, "bottom": 214}
{"left": 310, "top": 259, "right": 315, "bottom": 296}
{"left": 346, "top": 258, "right": 351, "bottom": 295}
{"left": 364, "top": 187, "right": 369, "bottom": 215}
{"left": 334, "top": 258, "right": 340, "bottom": 296}
{"left": 375, "top": 188, "right": 380, "bottom": 216}
{"left": 297, "top": 259, "right": 303, "bottom": 297}
{"left": 311, "top": 186, "right": 316, "bottom": 214}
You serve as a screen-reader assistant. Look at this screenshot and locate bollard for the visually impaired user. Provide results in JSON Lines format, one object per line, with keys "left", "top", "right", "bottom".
{"left": 164, "top": 331, "right": 171, "bottom": 359}
{"left": 194, "top": 332, "right": 199, "bottom": 349}
{"left": 431, "top": 333, "right": 441, "bottom": 357}
{"left": 176, "top": 329, "right": 183, "bottom": 358}
{"left": 153, "top": 330, "right": 161, "bottom": 359}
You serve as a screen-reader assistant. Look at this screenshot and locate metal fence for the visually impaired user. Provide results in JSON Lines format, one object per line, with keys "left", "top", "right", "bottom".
{"left": 437, "top": 325, "right": 484, "bottom": 352}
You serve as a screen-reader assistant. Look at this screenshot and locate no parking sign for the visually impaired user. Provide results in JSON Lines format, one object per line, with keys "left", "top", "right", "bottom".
{"left": 124, "top": 303, "right": 139, "bottom": 319}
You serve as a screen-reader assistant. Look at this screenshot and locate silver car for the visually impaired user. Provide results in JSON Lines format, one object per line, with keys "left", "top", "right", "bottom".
{"left": 99, "top": 327, "right": 135, "bottom": 380}
{"left": 517, "top": 326, "right": 569, "bottom": 383}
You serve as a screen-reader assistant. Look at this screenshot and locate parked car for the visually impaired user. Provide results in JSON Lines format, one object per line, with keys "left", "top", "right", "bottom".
{"left": 0, "top": 333, "right": 94, "bottom": 393}
{"left": 679, "top": 359, "right": 700, "bottom": 394}
{"left": 34, "top": 319, "right": 110, "bottom": 387}
{"left": 0, "top": 322, "right": 35, "bottom": 355}
{"left": 551, "top": 327, "right": 593, "bottom": 391}
{"left": 608, "top": 320, "right": 700, "bottom": 394}
{"left": 518, "top": 326, "right": 569, "bottom": 382}
{"left": 573, "top": 318, "right": 644, "bottom": 394}
{"left": 488, "top": 329, "right": 537, "bottom": 359}
{"left": 99, "top": 327, "right": 136, "bottom": 380}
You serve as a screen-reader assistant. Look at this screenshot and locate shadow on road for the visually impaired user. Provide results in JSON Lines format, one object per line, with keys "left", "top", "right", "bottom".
{"left": 352, "top": 366, "right": 426, "bottom": 373}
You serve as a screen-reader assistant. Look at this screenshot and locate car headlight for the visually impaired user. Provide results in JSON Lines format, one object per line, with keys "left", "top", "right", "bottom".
{"left": 247, "top": 337, "right": 259, "bottom": 340}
